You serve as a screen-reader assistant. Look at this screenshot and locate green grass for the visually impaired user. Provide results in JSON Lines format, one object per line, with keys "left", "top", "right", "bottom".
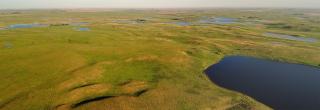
{"left": 0, "top": 9, "right": 319, "bottom": 110}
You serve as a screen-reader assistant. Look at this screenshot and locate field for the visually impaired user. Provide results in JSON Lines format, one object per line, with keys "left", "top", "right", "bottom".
{"left": 0, "top": 9, "right": 319, "bottom": 110}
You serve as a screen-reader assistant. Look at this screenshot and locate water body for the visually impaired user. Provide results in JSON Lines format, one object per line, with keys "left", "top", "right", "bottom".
{"left": 77, "top": 27, "right": 90, "bottom": 31}
{"left": 8, "top": 24, "right": 48, "bottom": 29}
{"left": 200, "top": 17, "right": 238, "bottom": 24}
{"left": 205, "top": 56, "right": 320, "bottom": 110}
{"left": 264, "top": 32, "right": 318, "bottom": 43}
{"left": 174, "top": 22, "right": 190, "bottom": 26}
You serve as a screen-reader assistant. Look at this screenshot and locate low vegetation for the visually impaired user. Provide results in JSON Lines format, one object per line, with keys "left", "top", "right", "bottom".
{"left": 0, "top": 9, "right": 319, "bottom": 110}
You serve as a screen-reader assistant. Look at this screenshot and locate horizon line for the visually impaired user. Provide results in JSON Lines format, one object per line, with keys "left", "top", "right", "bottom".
{"left": 1, "top": 6, "right": 320, "bottom": 10}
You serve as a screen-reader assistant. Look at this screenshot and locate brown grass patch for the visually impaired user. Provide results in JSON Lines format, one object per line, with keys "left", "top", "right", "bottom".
{"left": 56, "top": 83, "right": 112, "bottom": 109}
{"left": 57, "top": 61, "right": 113, "bottom": 91}
{"left": 120, "top": 81, "right": 149, "bottom": 96}
{"left": 125, "top": 55, "right": 158, "bottom": 62}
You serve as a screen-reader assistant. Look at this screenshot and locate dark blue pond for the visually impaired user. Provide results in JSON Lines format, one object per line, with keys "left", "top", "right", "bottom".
{"left": 205, "top": 56, "right": 320, "bottom": 110}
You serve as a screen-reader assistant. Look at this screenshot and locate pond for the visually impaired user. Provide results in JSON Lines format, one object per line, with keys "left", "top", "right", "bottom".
{"left": 174, "top": 22, "right": 191, "bottom": 26}
{"left": 205, "top": 56, "right": 320, "bottom": 110}
{"left": 263, "top": 32, "right": 318, "bottom": 43}
{"left": 7, "top": 24, "right": 48, "bottom": 29}
{"left": 199, "top": 17, "right": 238, "bottom": 24}
{"left": 76, "top": 27, "right": 90, "bottom": 31}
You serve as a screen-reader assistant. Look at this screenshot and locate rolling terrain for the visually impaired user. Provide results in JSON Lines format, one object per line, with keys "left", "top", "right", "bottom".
{"left": 0, "top": 9, "right": 319, "bottom": 110}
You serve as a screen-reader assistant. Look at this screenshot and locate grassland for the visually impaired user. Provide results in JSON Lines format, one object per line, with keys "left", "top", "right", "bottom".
{"left": 0, "top": 9, "right": 319, "bottom": 110}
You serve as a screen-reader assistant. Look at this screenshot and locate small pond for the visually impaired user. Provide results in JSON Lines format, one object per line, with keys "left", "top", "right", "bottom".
{"left": 76, "top": 27, "right": 90, "bottom": 31}
{"left": 264, "top": 32, "right": 318, "bottom": 43}
{"left": 205, "top": 56, "right": 320, "bottom": 110}
{"left": 174, "top": 22, "right": 191, "bottom": 26}
{"left": 200, "top": 17, "right": 238, "bottom": 24}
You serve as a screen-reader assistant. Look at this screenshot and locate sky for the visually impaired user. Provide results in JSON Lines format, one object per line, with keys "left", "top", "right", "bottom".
{"left": 1, "top": 0, "right": 320, "bottom": 9}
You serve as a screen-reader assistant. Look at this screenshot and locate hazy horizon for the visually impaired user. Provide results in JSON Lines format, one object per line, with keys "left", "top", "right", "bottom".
{"left": 1, "top": 0, "right": 320, "bottom": 9}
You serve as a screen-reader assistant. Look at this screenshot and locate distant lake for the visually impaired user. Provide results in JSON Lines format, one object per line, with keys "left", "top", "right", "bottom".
{"left": 205, "top": 56, "right": 320, "bottom": 110}
{"left": 3, "top": 22, "right": 90, "bottom": 30}
{"left": 264, "top": 32, "right": 318, "bottom": 43}
{"left": 200, "top": 17, "right": 238, "bottom": 24}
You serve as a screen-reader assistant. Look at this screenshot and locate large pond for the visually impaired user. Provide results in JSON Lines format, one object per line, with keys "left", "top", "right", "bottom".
{"left": 264, "top": 32, "right": 318, "bottom": 43}
{"left": 205, "top": 56, "right": 320, "bottom": 110}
